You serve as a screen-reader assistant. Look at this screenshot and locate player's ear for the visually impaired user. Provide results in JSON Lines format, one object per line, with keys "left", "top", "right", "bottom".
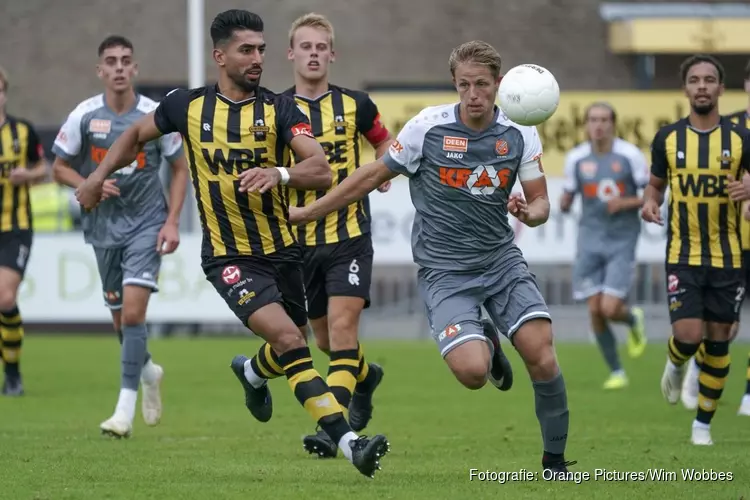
{"left": 719, "top": 83, "right": 725, "bottom": 96}
{"left": 745, "top": 79, "right": 750, "bottom": 94}
{"left": 95, "top": 64, "right": 104, "bottom": 81}
{"left": 330, "top": 49, "right": 336, "bottom": 64}
{"left": 213, "top": 48, "right": 225, "bottom": 67}
{"left": 287, "top": 47, "right": 294, "bottom": 61}
{"left": 132, "top": 62, "right": 139, "bottom": 78}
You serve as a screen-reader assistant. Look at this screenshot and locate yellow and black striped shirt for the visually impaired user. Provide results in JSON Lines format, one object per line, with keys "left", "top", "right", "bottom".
{"left": 153, "top": 85, "right": 313, "bottom": 260}
{"left": 283, "top": 85, "right": 388, "bottom": 246}
{"left": 727, "top": 110, "right": 750, "bottom": 251}
{"left": 0, "top": 116, "right": 42, "bottom": 232}
{"left": 651, "top": 117, "right": 750, "bottom": 268}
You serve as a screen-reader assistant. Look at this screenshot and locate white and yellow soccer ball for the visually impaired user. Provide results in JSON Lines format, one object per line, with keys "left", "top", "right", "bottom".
{"left": 497, "top": 64, "right": 560, "bottom": 126}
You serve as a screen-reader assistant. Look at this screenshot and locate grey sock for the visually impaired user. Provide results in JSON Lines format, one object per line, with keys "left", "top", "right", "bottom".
{"left": 594, "top": 327, "right": 621, "bottom": 372}
{"left": 532, "top": 372, "right": 569, "bottom": 455}
{"left": 118, "top": 329, "right": 152, "bottom": 365}
{"left": 121, "top": 324, "right": 148, "bottom": 390}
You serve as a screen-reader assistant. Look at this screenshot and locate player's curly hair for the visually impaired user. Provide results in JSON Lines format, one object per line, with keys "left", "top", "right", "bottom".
{"left": 449, "top": 41, "right": 502, "bottom": 79}
{"left": 289, "top": 13, "right": 335, "bottom": 48}
{"left": 0, "top": 65, "right": 8, "bottom": 93}
{"left": 679, "top": 54, "right": 724, "bottom": 84}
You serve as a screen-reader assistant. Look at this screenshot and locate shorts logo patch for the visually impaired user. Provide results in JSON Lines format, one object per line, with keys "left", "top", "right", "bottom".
{"left": 667, "top": 274, "right": 679, "bottom": 293}
{"left": 437, "top": 323, "right": 462, "bottom": 342}
{"left": 222, "top": 265, "right": 241, "bottom": 285}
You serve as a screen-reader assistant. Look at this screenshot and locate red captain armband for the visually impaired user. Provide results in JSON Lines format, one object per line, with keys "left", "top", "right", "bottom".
{"left": 364, "top": 113, "right": 390, "bottom": 146}
{"left": 290, "top": 123, "right": 314, "bottom": 138}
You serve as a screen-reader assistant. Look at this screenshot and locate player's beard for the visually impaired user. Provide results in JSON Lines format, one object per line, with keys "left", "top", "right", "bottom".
{"left": 692, "top": 100, "right": 715, "bottom": 115}
{"left": 231, "top": 70, "right": 261, "bottom": 93}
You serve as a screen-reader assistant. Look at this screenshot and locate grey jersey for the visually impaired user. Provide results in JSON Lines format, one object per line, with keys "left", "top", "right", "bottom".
{"left": 562, "top": 138, "right": 648, "bottom": 247}
{"left": 52, "top": 94, "right": 184, "bottom": 248}
{"left": 383, "top": 104, "right": 545, "bottom": 271}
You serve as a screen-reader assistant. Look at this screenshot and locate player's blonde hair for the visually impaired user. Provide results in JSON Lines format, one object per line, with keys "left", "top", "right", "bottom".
{"left": 0, "top": 65, "right": 8, "bottom": 92}
{"left": 449, "top": 41, "right": 502, "bottom": 79}
{"left": 289, "top": 13, "right": 335, "bottom": 48}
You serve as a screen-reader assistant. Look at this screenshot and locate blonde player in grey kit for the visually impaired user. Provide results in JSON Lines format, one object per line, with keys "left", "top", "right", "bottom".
{"left": 52, "top": 36, "right": 189, "bottom": 438}
{"left": 290, "top": 41, "right": 574, "bottom": 475}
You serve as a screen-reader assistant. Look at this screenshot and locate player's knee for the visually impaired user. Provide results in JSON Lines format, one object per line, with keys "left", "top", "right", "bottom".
{"left": 271, "top": 329, "right": 308, "bottom": 355}
{"left": 599, "top": 298, "right": 622, "bottom": 320}
{"left": 586, "top": 295, "right": 602, "bottom": 318}
{"left": 120, "top": 305, "right": 146, "bottom": 326}
{"left": 513, "top": 319, "right": 557, "bottom": 375}
{"left": 445, "top": 341, "right": 491, "bottom": 390}
{"left": 0, "top": 288, "right": 17, "bottom": 312}
{"left": 453, "top": 364, "right": 489, "bottom": 390}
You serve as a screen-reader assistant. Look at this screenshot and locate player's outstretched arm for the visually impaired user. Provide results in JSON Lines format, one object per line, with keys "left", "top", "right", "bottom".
{"left": 97, "top": 113, "right": 163, "bottom": 180}
{"left": 286, "top": 134, "right": 332, "bottom": 190}
{"left": 75, "top": 113, "right": 162, "bottom": 210}
{"left": 237, "top": 134, "right": 332, "bottom": 194}
{"left": 289, "top": 158, "right": 397, "bottom": 224}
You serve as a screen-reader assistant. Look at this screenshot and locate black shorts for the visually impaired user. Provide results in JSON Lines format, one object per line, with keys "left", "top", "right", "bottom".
{"left": 665, "top": 263, "right": 746, "bottom": 324}
{"left": 302, "top": 233, "right": 374, "bottom": 320}
{"left": 744, "top": 251, "right": 750, "bottom": 294}
{"left": 0, "top": 230, "right": 32, "bottom": 279}
{"left": 203, "top": 246, "right": 307, "bottom": 328}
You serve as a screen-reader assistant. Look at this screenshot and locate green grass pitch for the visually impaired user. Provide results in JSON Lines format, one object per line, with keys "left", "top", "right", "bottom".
{"left": 1, "top": 336, "right": 749, "bottom": 499}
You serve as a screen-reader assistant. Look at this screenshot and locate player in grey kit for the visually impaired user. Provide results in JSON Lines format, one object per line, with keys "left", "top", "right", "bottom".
{"left": 290, "top": 41, "right": 574, "bottom": 474}
{"left": 51, "top": 36, "right": 189, "bottom": 437}
{"left": 559, "top": 103, "right": 649, "bottom": 390}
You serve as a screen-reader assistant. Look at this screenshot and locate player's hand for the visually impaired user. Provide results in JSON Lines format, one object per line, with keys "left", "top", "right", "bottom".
{"left": 75, "top": 173, "right": 106, "bottom": 211}
{"left": 376, "top": 180, "right": 392, "bottom": 193}
{"left": 100, "top": 179, "right": 121, "bottom": 201}
{"left": 157, "top": 221, "right": 180, "bottom": 255}
{"left": 641, "top": 199, "right": 663, "bottom": 226}
{"left": 727, "top": 174, "right": 749, "bottom": 201}
{"left": 238, "top": 167, "right": 281, "bottom": 194}
{"left": 8, "top": 168, "right": 32, "bottom": 186}
{"left": 743, "top": 202, "right": 750, "bottom": 221}
{"left": 507, "top": 192, "right": 528, "bottom": 221}
{"left": 288, "top": 206, "right": 312, "bottom": 225}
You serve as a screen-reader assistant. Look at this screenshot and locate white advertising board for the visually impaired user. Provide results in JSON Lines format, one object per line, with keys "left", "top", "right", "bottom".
{"left": 368, "top": 177, "right": 668, "bottom": 264}
{"left": 20, "top": 177, "right": 667, "bottom": 322}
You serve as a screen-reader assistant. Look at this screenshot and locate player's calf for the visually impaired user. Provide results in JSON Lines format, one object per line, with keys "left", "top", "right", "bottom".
{"left": 663, "top": 322, "right": 702, "bottom": 404}
{"left": 512, "top": 318, "right": 572, "bottom": 471}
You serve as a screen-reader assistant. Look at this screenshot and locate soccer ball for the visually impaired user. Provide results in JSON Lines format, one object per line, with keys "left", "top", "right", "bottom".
{"left": 497, "top": 64, "right": 560, "bottom": 126}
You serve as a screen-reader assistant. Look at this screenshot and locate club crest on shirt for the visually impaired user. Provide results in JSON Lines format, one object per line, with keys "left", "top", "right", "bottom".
{"left": 495, "top": 139, "right": 509, "bottom": 156}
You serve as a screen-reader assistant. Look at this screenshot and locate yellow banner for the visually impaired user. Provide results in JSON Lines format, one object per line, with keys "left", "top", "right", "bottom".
{"left": 365, "top": 90, "right": 748, "bottom": 177}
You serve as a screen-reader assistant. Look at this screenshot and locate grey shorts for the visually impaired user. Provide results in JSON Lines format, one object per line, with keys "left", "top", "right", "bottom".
{"left": 93, "top": 229, "right": 161, "bottom": 310}
{"left": 418, "top": 260, "right": 551, "bottom": 358}
{"left": 572, "top": 243, "right": 636, "bottom": 301}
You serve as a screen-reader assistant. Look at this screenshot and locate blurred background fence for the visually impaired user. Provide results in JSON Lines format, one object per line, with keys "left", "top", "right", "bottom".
{"left": 3, "top": 0, "right": 750, "bottom": 341}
